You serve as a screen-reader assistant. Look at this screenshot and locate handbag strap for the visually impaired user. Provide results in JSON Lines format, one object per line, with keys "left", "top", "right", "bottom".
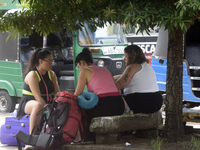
{"left": 16, "top": 138, "right": 22, "bottom": 150}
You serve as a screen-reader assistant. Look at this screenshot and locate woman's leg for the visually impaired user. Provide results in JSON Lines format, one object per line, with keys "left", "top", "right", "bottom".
{"left": 75, "top": 129, "right": 82, "bottom": 141}
{"left": 121, "top": 96, "right": 129, "bottom": 109}
{"left": 84, "top": 96, "right": 125, "bottom": 117}
{"left": 24, "top": 100, "right": 43, "bottom": 135}
{"left": 124, "top": 92, "right": 163, "bottom": 114}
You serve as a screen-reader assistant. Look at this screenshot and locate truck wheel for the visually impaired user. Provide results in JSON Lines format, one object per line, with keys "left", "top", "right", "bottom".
{"left": 0, "top": 91, "right": 16, "bottom": 113}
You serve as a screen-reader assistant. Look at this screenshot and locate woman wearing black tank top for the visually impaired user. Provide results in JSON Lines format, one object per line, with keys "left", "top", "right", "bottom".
{"left": 16, "top": 48, "right": 60, "bottom": 150}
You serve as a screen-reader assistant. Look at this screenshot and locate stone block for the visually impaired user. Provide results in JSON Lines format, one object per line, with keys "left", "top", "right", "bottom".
{"left": 89, "top": 110, "right": 163, "bottom": 134}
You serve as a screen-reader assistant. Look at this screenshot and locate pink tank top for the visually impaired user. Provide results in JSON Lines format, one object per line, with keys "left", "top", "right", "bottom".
{"left": 87, "top": 65, "right": 120, "bottom": 96}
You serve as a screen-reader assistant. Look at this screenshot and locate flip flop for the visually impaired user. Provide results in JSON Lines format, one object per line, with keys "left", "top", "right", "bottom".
{"left": 70, "top": 139, "right": 84, "bottom": 145}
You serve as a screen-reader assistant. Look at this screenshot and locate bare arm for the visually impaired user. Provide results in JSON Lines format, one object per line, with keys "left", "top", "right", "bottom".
{"left": 25, "top": 71, "right": 46, "bottom": 106}
{"left": 110, "top": 73, "right": 122, "bottom": 94}
{"left": 50, "top": 70, "right": 60, "bottom": 96}
{"left": 74, "top": 70, "right": 87, "bottom": 96}
{"left": 116, "top": 64, "right": 141, "bottom": 90}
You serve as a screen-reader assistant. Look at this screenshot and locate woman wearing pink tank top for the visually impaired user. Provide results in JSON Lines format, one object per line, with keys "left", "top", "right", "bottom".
{"left": 71, "top": 48, "right": 126, "bottom": 143}
{"left": 74, "top": 48, "right": 125, "bottom": 117}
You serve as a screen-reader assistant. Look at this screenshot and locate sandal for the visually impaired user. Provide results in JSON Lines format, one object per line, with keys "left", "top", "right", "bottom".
{"left": 24, "top": 145, "right": 36, "bottom": 150}
{"left": 70, "top": 139, "right": 84, "bottom": 144}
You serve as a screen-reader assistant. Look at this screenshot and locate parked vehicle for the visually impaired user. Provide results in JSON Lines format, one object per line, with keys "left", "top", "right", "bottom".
{"left": 151, "top": 20, "right": 200, "bottom": 107}
{"left": 0, "top": 10, "right": 128, "bottom": 112}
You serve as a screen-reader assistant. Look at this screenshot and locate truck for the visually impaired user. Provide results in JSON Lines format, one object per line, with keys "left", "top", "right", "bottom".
{"left": 0, "top": 9, "right": 128, "bottom": 112}
{"left": 151, "top": 20, "right": 200, "bottom": 107}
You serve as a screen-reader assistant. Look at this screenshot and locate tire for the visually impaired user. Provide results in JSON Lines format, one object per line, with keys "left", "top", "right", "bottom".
{"left": 0, "top": 90, "right": 16, "bottom": 113}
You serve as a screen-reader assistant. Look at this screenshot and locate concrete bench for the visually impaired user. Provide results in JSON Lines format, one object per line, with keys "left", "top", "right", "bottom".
{"left": 89, "top": 110, "right": 163, "bottom": 144}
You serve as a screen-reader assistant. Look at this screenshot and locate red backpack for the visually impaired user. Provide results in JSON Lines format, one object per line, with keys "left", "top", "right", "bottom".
{"left": 16, "top": 91, "right": 82, "bottom": 150}
{"left": 54, "top": 91, "right": 82, "bottom": 144}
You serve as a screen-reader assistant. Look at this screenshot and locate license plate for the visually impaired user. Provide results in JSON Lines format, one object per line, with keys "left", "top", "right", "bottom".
{"left": 102, "top": 47, "right": 124, "bottom": 55}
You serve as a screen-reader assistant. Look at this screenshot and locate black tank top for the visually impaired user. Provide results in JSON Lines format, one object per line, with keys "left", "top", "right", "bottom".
{"left": 23, "top": 67, "right": 54, "bottom": 102}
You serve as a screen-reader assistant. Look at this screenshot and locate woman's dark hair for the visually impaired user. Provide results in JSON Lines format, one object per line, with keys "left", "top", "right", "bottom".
{"left": 25, "top": 48, "right": 52, "bottom": 75}
{"left": 75, "top": 47, "right": 93, "bottom": 65}
{"left": 124, "top": 45, "right": 149, "bottom": 66}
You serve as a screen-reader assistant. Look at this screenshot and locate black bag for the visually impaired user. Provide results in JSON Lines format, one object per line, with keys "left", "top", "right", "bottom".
{"left": 15, "top": 100, "right": 70, "bottom": 150}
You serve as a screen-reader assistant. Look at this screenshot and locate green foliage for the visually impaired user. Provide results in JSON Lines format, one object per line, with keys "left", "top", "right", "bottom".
{"left": 16, "top": 0, "right": 30, "bottom": 8}
{"left": 151, "top": 136, "right": 164, "bottom": 150}
{"left": 103, "top": 0, "right": 200, "bottom": 34}
{"left": 190, "top": 136, "right": 200, "bottom": 150}
{"left": 1, "top": 0, "right": 200, "bottom": 37}
{"left": 151, "top": 135, "right": 200, "bottom": 150}
{"left": 181, "top": 136, "right": 200, "bottom": 150}
{"left": 1, "top": 0, "right": 110, "bottom": 37}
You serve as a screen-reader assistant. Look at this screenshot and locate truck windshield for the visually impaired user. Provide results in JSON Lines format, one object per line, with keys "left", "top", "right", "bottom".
{"left": 78, "top": 22, "right": 128, "bottom": 46}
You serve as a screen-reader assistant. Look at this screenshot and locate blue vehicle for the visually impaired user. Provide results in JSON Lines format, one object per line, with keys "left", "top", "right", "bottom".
{"left": 151, "top": 20, "right": 200, "bottom": 107}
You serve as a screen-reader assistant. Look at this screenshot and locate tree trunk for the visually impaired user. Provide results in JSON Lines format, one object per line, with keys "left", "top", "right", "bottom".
{"left": 165, "top": 28, "right": 184, "bottom": 142}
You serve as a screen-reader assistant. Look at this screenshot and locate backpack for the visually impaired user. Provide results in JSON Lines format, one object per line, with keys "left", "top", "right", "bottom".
{"left": 15, "top": 91, "right": 82, "bottom": 150}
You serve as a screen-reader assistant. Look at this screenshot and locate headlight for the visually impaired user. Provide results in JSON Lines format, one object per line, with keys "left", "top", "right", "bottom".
{"left": 97, "top": 59, "right": 105, "bottom": 67}
{"left": 116, "top": 61, "right": 122, "bottom": 69}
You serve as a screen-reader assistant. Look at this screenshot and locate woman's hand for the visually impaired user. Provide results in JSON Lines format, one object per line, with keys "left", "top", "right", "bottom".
{"left": 54, "top": 92, "right": 60, "bottom": 97}
{"left": 113, "top": 75, "right": 121, "bottom": 81}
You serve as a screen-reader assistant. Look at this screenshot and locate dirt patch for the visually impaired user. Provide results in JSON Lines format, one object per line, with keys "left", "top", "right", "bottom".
{"left": 109, "top": 132, "right": 200, "bottom": 150}
{"left": 65, "top": 131, "right": 200, "bottom": 150}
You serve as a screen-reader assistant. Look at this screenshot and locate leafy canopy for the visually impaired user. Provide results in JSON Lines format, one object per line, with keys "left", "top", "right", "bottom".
{"left": 103, "top": 0, "right": 200, "bottom": 34}
{"left": 1, "top": 0, "right": 111, "bottom": 36}
{"left": 1, "top": 0, "right": 200, "bottom": 37}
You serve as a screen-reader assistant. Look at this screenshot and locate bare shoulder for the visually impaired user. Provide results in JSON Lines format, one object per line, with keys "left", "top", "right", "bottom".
{"left": 84, "top": 67, "right": 93, "bottom": 73}
{"left": 49, "top": 70, "right": 56, "bottom": 77}
{"left": 126, "top": 63, "right": 140, "bottom": 70}
{"left": 26, "top": 71, "right": 37, "bottom": 78}
{"left": 24, "top": 71, "right": 39, "bottom": 84}
{"left": 80, "top": 68, "right": 93, "bottom": 79}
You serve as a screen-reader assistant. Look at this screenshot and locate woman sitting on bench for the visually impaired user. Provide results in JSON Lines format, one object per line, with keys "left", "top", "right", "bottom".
{"left": 114, "top": 45, "right": 163, "bottom": 114}
{"left": 72, "top": 47, "right": 126, "bottom": 144}
{"left": 74, "top": 47, "right": 125, "bottom": 117}
{"left": 16, "top": 48, "right": 60, "bottom": 150}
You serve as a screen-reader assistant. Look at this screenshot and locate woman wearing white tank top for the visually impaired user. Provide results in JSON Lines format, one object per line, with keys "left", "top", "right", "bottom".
{"left": 114, "top": 45, "right": 163, "bottom": 114}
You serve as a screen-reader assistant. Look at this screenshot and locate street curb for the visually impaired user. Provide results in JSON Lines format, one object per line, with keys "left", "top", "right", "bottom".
{"left": 62, "top": 144, "right": 151, "bottom": 150}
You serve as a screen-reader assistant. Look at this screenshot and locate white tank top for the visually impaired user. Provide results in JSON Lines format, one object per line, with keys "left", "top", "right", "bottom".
{"left": 123, "top": 62, "right": 159, "bottom": 95}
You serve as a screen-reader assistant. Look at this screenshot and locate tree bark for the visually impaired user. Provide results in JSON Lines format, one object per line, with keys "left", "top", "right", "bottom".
{"left": 165, "top": 28, "right": 184, "bottom": 142}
